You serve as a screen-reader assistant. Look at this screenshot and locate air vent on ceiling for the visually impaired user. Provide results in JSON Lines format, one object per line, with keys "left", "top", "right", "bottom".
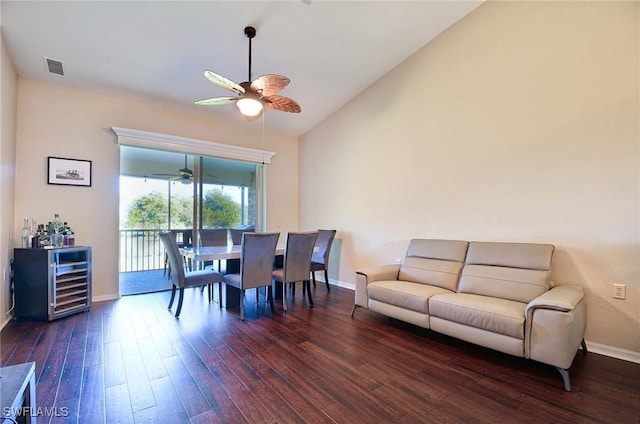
{"left": 43, "top": 57, "right": 64, "bottom": 76}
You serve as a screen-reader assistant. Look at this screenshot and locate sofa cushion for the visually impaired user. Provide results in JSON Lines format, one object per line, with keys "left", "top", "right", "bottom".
{"left": 458, "top": 242, "right": 554, "bottom": 303}
{"left": 398, "top": 239, "right": 469, "bottom": 291}
{"left": 368, "top": 280, "right": 453, "bottom": 314}
{"left": 429, "top": 293, "right": 526, "bottom": 339}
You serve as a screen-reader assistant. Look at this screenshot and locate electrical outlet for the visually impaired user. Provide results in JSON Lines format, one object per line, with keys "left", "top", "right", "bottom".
{"left": 395, "top": 259, "right": 402, "bottom": 264}
{"left": 613, "top": 284, "right": 626, "bottom": 300}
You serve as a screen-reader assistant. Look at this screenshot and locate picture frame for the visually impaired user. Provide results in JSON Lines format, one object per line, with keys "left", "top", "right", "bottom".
{"left": 47, "top": 156, "right": 92, "bottom": 187}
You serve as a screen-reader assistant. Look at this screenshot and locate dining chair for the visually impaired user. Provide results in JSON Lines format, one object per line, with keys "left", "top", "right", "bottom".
{"left": 160, "top": 231, "right": 223, "bottom": 318}
{"left": 164, "top": 229, "right": 194, "bottom": 278}
{"left": 222, "top": 232, "right": 280, "bottom": 320}
{"left": 229, "top": 229, "right": 244, "bottom": 245}
{"left": 310, "top": 229, "right": 337, "bottom": 291}
{"left": 272, "top": 231, "right": 319, "bottom": 311}
{"left": 199, "top": 228, "right": 229, "bottom": 271}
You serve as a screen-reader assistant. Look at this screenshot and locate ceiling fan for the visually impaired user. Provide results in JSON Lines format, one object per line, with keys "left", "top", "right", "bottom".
{"left": 195, "top": 26, "right": 301, "bottom": 121}
{"left": 152, "top": 155, "right": 197, "bottom": 184}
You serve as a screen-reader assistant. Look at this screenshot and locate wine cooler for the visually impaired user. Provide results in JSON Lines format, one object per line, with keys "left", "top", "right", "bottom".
{"left": 13, "top": 246, "right": 92, "bottom": 321}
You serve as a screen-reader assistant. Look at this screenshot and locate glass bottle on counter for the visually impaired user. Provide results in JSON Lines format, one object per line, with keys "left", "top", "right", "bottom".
{"left": 21, "top": 218, "right": 30, "bottom": 248}
{"left": 52, "top": 214, "right": 63, "bottom": 234}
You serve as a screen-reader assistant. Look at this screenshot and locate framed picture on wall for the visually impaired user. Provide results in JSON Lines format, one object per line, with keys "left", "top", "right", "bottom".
{"left": 47, "top": 157, "right": 92, "bottom": 187}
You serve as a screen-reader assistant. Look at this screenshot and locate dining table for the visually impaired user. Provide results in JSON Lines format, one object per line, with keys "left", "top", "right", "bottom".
{"left": 179, "top": 244, "right": 285, "bottom": 308}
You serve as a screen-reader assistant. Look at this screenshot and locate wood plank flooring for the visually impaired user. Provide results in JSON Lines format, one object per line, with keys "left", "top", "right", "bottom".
{"left": 1, "top": 284, "right": 638, "bottom": 423}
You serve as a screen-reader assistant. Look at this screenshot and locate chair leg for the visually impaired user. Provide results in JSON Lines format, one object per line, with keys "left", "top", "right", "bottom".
{"left": 168, "top": 284, "right": 177, "bottom": 309}
{"left": 291, "top": 282, "right": 295, "bottom": 298}
{"left": 305, "top": 280, "right": 314, "bottom": 306}
{"left": 282, "top": 281, "right": 288, "bottom": 312}
{"left": 312, "top": 271, "right": 316, "bottom": 288}
{"left": 256, "top": 287, "right": 259, "bottom": 304}
{"left": 267, "top": 285, "right": 275, "bottom": 313}
{"left": 350, "top": 304, "right": 360, "bottom": 317}
{"left": 240, "top": 289, "right": 245, "bottom": 320}
{"left": 175, "top": 287, "right": 185, "bottom": 318}
{"left": 324, "top": 270, "right": 330, "bottom": 291}
{"left": 218, "top": 283, "right": 222, "bottom": 309}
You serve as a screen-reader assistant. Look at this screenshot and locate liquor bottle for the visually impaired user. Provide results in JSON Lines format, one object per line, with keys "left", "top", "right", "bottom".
{"left": 52, "top": 214, "right": 63, "bottom": 234}
{"left": 21, "top": 218, "right": 30, "bottom": 248}
{"left": 31, "top": 224, "right": 41, "bottom": 248}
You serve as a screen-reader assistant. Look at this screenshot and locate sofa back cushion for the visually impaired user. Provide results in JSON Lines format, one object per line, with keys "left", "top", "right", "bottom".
{"left": 398, "top": 239, "right": 469, "bottom": 291}
{"left": 458, "top": 242, "right": 554, "bottom": 303}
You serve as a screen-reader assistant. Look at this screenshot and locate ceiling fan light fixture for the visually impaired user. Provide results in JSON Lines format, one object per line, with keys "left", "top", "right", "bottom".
{"left": 236, "top": 97, "right": 263, "bottom": 117}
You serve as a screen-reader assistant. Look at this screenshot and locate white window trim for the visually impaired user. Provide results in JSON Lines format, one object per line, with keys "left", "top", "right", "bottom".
{"left": 111, "top": 126, "right": 276, "bottom": 164}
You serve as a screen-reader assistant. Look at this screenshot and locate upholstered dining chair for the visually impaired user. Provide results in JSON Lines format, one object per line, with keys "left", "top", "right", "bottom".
{"left": 159, "top": 231, "right": 223, "bottom": 318}
{"left": 229, "top": 229, "right": 244, "bottom": 246}
{"left": 199, "top": 228, "right": 229, "bottom": 271}
{"left": 163, "top": 229, "right": 193, "bottom": 278}
{"left": 272, "top": 232, "right": 319, "bottom": 311}
{"left": 310, "top": 229, "right": 336, "bottom": 291}
{"left": 222, "top": 232, "right": 280, "bottom": 320}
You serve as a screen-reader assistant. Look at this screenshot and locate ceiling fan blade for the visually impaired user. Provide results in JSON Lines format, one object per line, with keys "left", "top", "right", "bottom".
{"left": 263, "top": 95, "right": 301, "bottom": 113}
{"left": 194, "top": 96, "right": 238, "bottom": 106}
{"left": 251, "top": 74, "right": 290, "bottom": 97}
{"left": 203, "top": 70, "right": 245, "bottom": 95}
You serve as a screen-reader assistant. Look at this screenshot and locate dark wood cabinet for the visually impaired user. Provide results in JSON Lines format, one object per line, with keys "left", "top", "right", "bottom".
{"left": 13, "top": 246, "right": 92, "bottom": 321}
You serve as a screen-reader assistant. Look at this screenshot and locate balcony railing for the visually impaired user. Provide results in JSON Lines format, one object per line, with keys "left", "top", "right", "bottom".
{"left": 119, "top": 229, "right": 166, "bottom": 272}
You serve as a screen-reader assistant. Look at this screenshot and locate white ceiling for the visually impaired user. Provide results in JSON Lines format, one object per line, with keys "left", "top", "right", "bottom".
{"left": 1, "top": 1, "right": 481, "bottom": 137}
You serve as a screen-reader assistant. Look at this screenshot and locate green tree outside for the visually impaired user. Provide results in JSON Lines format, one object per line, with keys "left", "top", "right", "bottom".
{"left": 125, "top": 191, "right": 168, "bottom": 229}
{"left": 202, "top": 188, "right": 241, "bottom": 228}
{"left": 124, "top": 188, "right": 240, "bottom": 229}
{"left": 171, "top": 196, "right": 193, "bottom": 228}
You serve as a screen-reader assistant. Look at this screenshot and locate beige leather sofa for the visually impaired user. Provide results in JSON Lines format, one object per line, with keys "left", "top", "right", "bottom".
{"left": 352, "top": 239, "right": 587, "bottom": 391}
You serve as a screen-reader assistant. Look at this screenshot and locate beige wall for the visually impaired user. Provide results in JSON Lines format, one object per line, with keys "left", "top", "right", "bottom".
{"left": 300, "top": 1, "right": 639, "bottom": 355}
{"left": 15, "top": 79, "right": 299, "bottom": 301}
{"left": 1, "top": 33, "right": 18, "bottom": 326}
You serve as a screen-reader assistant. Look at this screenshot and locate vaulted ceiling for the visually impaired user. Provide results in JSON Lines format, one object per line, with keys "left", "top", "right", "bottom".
{"left": 1, "top": 1, "right": 481, "bottom": 137}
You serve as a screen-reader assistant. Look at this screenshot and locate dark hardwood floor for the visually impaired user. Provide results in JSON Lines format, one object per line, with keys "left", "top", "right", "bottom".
{"left": 1, "top": 284, "right": 638, "bottom": 423}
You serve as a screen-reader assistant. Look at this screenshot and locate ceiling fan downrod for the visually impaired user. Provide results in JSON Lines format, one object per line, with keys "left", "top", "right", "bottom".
{"left": 244, "top": 26, "right": 256, "bottom": 82}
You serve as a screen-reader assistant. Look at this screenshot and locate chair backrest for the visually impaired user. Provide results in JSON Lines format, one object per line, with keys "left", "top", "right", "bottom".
{"left": 311, "top": 229, "right": 336, "bottom": 265}
{"left": 199, "top": 229, "right": 228, "bottom": 247}
{"left": 458, "top": 241, "right": 554, "bottom": 303}
{"left": 160, "top": 231, "right": 185, "bottom": 287}
{"left": 239, "top": 232, "right": 280, "bottom": 290}
{"left": 229, "top": 229, "right": 245, "bottom": 245}
{"left": 398, "top": 239, "right": 469, "bottom": 291}
{"left": 173, "top": 229, "right": 192, "bottom": 247}
{"left": 283, "top": 232, "right": 319, "bottom": 283}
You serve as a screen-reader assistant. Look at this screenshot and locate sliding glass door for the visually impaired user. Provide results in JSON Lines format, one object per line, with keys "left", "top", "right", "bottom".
{"left": 119, "top": 146, "right": 263, "bottom": 294}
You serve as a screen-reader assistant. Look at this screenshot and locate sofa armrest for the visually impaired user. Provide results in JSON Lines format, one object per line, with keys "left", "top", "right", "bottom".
{"left": 354, "top": 264, "right": 401, "bottom": 307}
{"left": 525, "top": 285, "right": 587, "bottom": 369}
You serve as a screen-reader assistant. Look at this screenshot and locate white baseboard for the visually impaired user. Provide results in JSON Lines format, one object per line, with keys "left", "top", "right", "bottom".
{"left": 0, "top": 314, "right": 12, "bottom": 331}
{"left": 92, "top": 293, "right": 120, "bottom": 303}
{"left": 585, "top": 340, "right": 640, "bottom": 364}
{"left": 316, "top": 276, "right": 354, "bottom": 291}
